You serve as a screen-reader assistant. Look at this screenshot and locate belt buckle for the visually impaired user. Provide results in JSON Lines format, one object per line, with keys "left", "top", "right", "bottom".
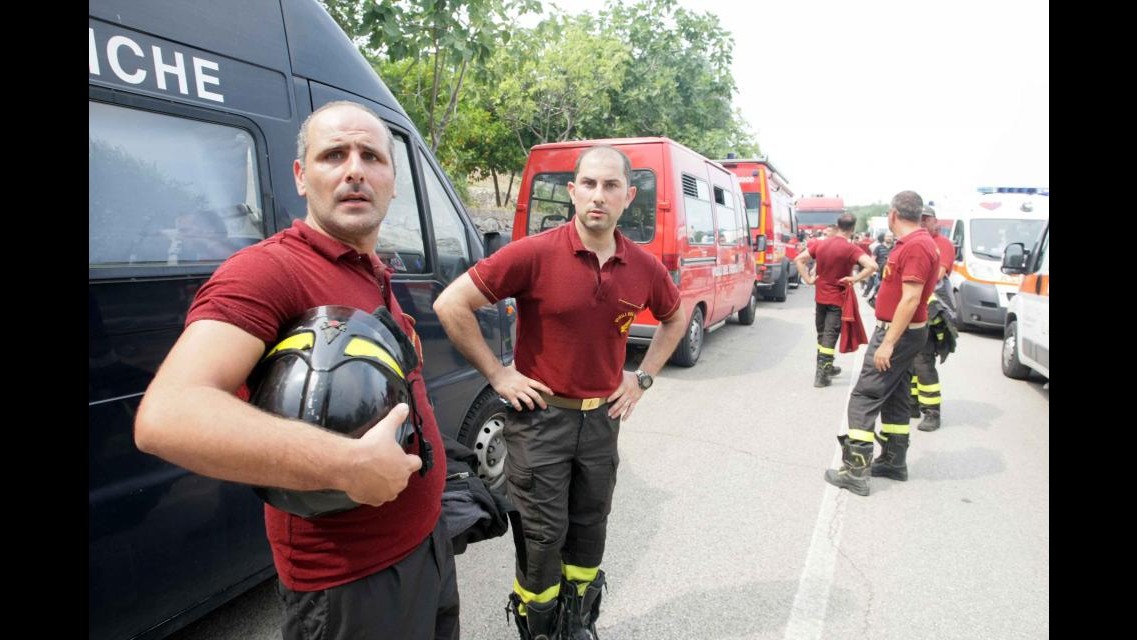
{"left": 581, "top": 397, "right": 601, "bottom": 410}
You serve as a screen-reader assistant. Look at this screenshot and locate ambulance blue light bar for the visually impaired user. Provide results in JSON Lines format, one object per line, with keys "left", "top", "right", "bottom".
{"left": 977, "top": 186, "right": 1049, "bottom": 196}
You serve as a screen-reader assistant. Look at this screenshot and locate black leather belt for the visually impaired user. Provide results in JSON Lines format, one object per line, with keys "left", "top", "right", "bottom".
{"left": 876, "top": 320, "right": 927, "bottom": 330}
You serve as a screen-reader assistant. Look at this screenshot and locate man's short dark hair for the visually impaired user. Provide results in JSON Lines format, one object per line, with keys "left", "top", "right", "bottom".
{"left": 891, "top": 190, "right": 924, "bottom": 222}
{"left": 574, "top": 145, "right": 633, "bottom": 187}
{"left": 296, "top": 101, "right": 396, "bottom": 177}
{"left": 837, "top": 213, "right": 856, "bottom": 232}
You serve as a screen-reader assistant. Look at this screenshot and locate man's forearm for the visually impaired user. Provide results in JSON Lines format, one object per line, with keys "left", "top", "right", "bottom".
{"left": 436, "top": 305, "right": 505, "bottom": 382}
{"left": 639, "top": 314, "right": 687, "bottom": 376}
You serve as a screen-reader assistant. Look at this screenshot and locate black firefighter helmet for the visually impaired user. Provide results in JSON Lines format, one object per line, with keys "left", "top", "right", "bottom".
{"left": 248, "top": 305, "right": 432, "bottom": 518}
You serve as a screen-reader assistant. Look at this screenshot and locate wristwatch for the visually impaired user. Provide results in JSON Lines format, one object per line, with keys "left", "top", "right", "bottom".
{"left": 634, "top": 369, "right": 654, "bottom": 390}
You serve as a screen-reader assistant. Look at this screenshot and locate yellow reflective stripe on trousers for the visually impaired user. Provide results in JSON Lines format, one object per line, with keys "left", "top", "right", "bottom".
{"left": 817, "top": 344, "right": 836, "bottom": 356}
{"left": 849, "top": 428, "right": 875, "bottom": 443}
{"left": 563, "top": 564, "right": 599, "bottom": 596}
{"left": 917, "top": 382, "right": 942, "bottom": 392}
{"left": 514, "top": 578, "right": 560, "bottom": 604}
{"left": 918, "top": 396, "right": 943, "bottom": 406}
{"left": 881, "top": 423, "right": 910, "bottom": 435}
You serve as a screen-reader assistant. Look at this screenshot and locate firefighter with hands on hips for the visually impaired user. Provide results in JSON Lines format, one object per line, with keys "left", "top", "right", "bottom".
{"left": 134, "top": 101, "right": 459, "bottom": 639}
{"left": 907, "top": 205, "right": 959, "bottom": 431}
{"left": 434, "top": 145, "right": 687, "bottom": 640}
{"left": 825, "top": 190, "right": 940, "bottom": 497}
{"left": 794, "top": 212, "right": 879, "bottom": 388}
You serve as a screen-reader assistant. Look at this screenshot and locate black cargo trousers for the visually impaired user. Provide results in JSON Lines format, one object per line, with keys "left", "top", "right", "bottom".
{"left": 848, "top": 324, "right": 930, "bottom": 436}
{"left": 504, "top": 403, "right": 620, "bottom": 595}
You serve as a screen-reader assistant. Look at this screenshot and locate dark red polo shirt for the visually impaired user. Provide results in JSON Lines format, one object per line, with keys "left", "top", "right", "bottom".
{"left": 469, "top": 222, "right": 681, "bottom": 398}
{"left": 933, "top": 233, "right": 955, "bottom": 275}
{"left": 874, "top": 227, "right": 939, "bottom": 323}
{"left": 806, "top": 236, "right": 864, "bottom": 306}
{"left": 186, "top": 219, "right": 445, "bottom": 592}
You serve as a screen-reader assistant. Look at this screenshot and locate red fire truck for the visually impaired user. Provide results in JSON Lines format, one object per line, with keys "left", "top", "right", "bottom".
{"left": 718, "top": 156, "right": 799, "bottom": 302}
{"left": 795, "top": 195, "right": 846, "bottom": 237}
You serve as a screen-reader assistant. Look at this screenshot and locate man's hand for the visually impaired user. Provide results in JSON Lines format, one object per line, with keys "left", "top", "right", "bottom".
{"left": 489, "top": 364, "right": 552, "bottom": 411}
{"left": 874, "top": 341, "right": 895, "bottom": 372}
{"left": 606, "top": 370, "right": 644, "bottom": 421}
{"left": 342, "top": 403, "right": 422, "bottom": 507}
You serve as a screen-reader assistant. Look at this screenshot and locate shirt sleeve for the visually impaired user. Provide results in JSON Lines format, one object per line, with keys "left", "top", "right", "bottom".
{"left": 899, "top": 242, "right": 937, "bottom": 284}
{"left": 648, "top": 259, "right": 682, "bottom": 321}
{"left": 186, "top": 246, "right": 300, "bottom": 344}
{"left": 466, "top": 237, "right": 537, "bottom": 303}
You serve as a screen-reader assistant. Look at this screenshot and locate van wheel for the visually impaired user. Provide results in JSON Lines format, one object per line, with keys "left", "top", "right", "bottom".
{"left": 737, "top": 286, "right": 758, "bottom": 326}
{"left": 457, "top": 389, "right": 509, "bottom": 491}
{"left": 788, "top": 270, "right": 800, "bottom": 289}
{"left": 769, "top": 265, "right": 788, "bottom": 302}
{"left": 1001, "top": 320, "right": 1031, "bottom": 380}
{"left": 669, "top": 306, "right": 704, "bottom": 367}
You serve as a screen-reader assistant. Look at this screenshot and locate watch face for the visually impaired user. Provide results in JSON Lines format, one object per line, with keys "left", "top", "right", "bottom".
{"left": 637, "top": 371, "right": 653, "bottom": 389}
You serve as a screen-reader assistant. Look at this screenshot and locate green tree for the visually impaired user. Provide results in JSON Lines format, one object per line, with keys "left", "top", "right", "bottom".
{"left": 322, "top": 0, "right": 540, "bottom": 153}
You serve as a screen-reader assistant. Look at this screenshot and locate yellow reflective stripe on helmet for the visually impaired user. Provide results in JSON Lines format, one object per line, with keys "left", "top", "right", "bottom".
{"left": 344, "top": 337, "right": 405, "bottom": 378}
{"left": 917, "top": 382, "right": 942, "bottom": 392}
{"left": 817, "top": 344, "right": 835, "bottom": 356}
{"left": 265, "top": 331, "right": 314, "bottom": 358}
{"left": 849, "top": 429, "right": 875, "bottom": 443}
{"left": 882, "top": 423, "right": 910, "bottom": 435}
{"left": 514, "top": 578, "right": 560, "bottom": 605}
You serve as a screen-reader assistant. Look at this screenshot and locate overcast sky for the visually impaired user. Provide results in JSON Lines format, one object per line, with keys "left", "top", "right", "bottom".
{"left": 542, "top": 0, "right": 1050, "bottom": 206}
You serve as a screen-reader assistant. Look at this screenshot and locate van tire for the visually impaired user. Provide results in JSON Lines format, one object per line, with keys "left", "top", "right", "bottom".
{"left": 457, "top": 389, "right": 510, "bottom": 491}
{"left": 1001, "top": 320, "right": 1032, "bottom": 380}
{"left": 769, "top": 264, "right": 788, "bottom": 302}
{"left": 669, "top": 306, "right": 704, "bottom": 367}
{"left": 788, "top": 269, "right": 800, "bottom": 289}
{"left": 737, "top": 286, "right": 758, "bottom": 326}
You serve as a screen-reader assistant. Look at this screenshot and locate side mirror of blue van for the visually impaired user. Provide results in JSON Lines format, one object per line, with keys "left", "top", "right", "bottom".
{"left": 485, "top": 231, "right": 509, "bottom": 257}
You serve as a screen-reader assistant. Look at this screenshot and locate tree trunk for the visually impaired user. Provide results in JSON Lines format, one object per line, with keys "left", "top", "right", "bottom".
{"left": 504, "top": 171, "right": 515, "bottom": 206}
{"left": 491, "top": 168, "right": 502, "bottom": 207}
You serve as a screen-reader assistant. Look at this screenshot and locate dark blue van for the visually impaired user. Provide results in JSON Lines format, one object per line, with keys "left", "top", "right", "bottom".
{"left": 89, "top": 1, "right": 513, "bottom": 638}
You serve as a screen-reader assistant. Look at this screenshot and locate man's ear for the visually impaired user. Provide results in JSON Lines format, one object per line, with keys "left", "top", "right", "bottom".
{"left": 293, "top": 159, "right": 307, "bottom": 197}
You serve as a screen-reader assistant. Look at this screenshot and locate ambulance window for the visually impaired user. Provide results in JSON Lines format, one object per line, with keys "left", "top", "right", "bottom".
{"left": 952, "top": 221, "right": 964, "bottom": 259}
{"left": 88, "top": 101, "right": 265, "bottom": 268}
{"left": 713, "top": 185, "right": 741, "bottom": 245}
{"left": 682, "top": 173, "right": 714, "bottom": 246}
{"left": 377, "top": 138, "right": 427, "bottom": 274}
{"left": 617, "top": 170, "right": 656, "bottom": 243}
{"left": 420, "top": 149, "right": 470, "bottom": 283}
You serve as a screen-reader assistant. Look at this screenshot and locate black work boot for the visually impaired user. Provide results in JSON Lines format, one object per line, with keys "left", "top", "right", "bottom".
{"left": 818, "top": 354, "right": 841, "bottom": 377}
{"left": 825, "top": 362, "right": 842, "bottom": 377}
{"left": 824, "top": 435, "right": 873, "bottom": 496}
{"left": 508, "top": 593, "right": 561, "bottom": 640}
{"left": 561, "top": 570, "right": 605, "bottom": 640}
{"left": 870, "top": 432, "right": 910, "bottom": 481}
{"left": 814, "top": 355, "right": 831, "bottom": 388}
{"left": 917, "top": 408, "right": 941, "bottom": 432}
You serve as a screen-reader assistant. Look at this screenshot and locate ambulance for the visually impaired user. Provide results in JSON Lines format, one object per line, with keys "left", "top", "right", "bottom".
{"left": 946, "top": 187, "right": 1049, "bottom": 331}
{"left": 1000, "top": 220, "right": 1049, "bottom": 380}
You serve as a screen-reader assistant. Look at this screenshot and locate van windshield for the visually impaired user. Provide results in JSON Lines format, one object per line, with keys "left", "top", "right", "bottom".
{"left": 796, "top": 211, "right": 843, "bottom": 227}
{"left": 970, "top": 218, "right": 1046, "bottom": 260}
{"left": 528, "top": 170, "right": 657, "bottom": 242}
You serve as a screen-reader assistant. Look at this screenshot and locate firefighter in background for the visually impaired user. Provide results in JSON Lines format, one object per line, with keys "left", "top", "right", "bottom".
{"left": 794, "top": 213, "right": 878, "bottom": 388}
{"left": 908, "top": 205, "right": 959, "bottom": 431}
{"left": 826, "top": 190, "right": 939, "bottom": 497}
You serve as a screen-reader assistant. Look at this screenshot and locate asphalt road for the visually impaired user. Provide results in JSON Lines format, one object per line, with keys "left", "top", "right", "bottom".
{"left": 168, "top": 284, "right": 1049, "bottom": 640}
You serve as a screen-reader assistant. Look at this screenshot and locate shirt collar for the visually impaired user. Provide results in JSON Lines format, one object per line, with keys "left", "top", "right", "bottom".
{"left": 565, "top": 221, "right": 627, "bottom": 263}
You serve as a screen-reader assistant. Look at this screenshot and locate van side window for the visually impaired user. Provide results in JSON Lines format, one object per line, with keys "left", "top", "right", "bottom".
{"left": 377, "top": 137, "right": 427, "bottom": 274}
{"left": 713, "top": 185, "right": 740, "bottom": 244}
{"left": 419, "top": 149, "right": 470, "bottom": 283}
{"left": 952, "top": 221, "right": 964, "bottom": 259}
{"left": 527, "top": 170, "right": 657, "bottom": 242}
{"left": 743, "top": 192, "right": 761, "bottom": 232}
{"left": 88, "top": 101, "right": 265, "bottom": 267}
{"left": 682, "top": 174, "right": 714, "bottom": 246}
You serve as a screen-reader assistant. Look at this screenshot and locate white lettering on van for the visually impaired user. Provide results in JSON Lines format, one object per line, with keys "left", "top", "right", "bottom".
{"left": 89, "top": 28, "right": 100, "bottom": 75}
{"left": 90, "top": 27, "right": 225, "bottom": 103}
{"left": 193, "top": 58, "right": 224, "bottom": 103}
{"left": 152, "top": 47, "right": 189, "bottom": 95}
{"left": 108, "top": 35, "right": 147, "bottom": 85}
